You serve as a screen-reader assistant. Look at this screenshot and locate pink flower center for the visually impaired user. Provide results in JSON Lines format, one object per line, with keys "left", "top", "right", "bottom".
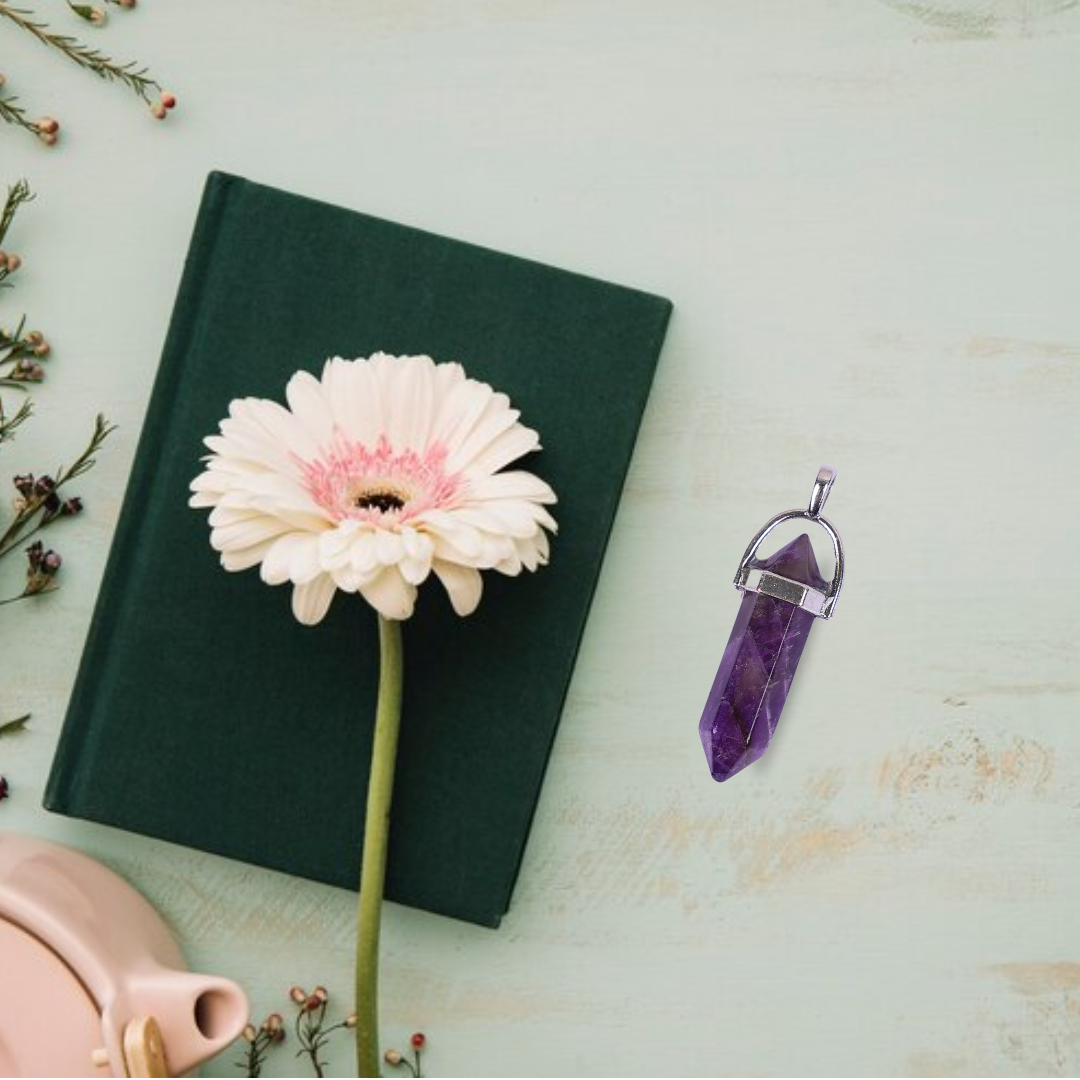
{"left": 298, "top": 434, "right": 462, "bottom": 524}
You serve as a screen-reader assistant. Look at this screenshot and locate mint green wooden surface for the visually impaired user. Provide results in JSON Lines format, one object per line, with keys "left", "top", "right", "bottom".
{"left": 3, "top": 2, "right": 1079, "bottom": 1075}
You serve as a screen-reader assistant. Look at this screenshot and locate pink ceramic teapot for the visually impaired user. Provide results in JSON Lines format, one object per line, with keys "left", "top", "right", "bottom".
{"left": 0, "top": 832, "right": 248, "bottom": 1077}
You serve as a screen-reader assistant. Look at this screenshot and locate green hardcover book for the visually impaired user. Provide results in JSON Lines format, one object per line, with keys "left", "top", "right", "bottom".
{"left": 45, "top": 172, "right": 672, "bottom": 928}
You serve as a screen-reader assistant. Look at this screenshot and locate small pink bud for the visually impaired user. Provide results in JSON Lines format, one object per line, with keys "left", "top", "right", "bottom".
{"left": 151, "top": 102, "right": 167, "bottom": 121}
{"left": 38, "top": 117, "right": 59, "bottom": 135}
{"left": 242, "top": 1024, "right": 257, "bottom": 1043}
{"left": 160, "top": 91, "right": 176, "bottom": 110}
{"left": 34, "top": 341, "right": 50, "bottom": 357}
{"left": 26, "top": 330, "right": 43, "bottom": 346}
{"left": 38, "top": 131, "right": 58, "bottom": 147}
{"left": 5, "top": 253, "right": 20, "bottom": 272}
{"left": 313, "top": 985, "right": 328, "bottom": 1003}
{"left": 288, "top": 985, "right": 306, "bottom": 1004}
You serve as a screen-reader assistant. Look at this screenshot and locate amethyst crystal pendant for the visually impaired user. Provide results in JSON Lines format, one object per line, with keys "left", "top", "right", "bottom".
{"left": 699, "top": 466, "right": 845, "bottom": 782}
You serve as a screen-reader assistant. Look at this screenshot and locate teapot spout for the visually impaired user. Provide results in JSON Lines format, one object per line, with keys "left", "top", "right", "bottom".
{"left": 110, "top": 969, "right": 248, "bottom": 1077}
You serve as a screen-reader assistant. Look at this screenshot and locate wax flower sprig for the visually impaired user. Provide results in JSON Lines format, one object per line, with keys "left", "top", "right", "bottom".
{"left": 384, "top": 1032, "right": 427, "bottom": 1078}
{"left": 238, "top": 985, "right": 363, "bottom": 1078}
{"left": 237, "top": 1012, "right": 285, "bottom": 1079}
{"left": 1, "top": 178, "right": 112, "bottom": 721}
{"left": 289, "top": 985, "right": 358, "bottom": 1078}
{"left": 0, "top": 1, "right": 176, "bottom": 144}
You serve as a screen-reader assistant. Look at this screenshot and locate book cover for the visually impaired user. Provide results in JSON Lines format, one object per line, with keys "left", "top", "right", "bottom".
{"left": 45, "top": 172, "right": 672, "bottom": 928}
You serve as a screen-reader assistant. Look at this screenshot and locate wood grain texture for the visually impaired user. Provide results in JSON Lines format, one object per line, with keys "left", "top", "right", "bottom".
{"left": 2, "top": 1, "right": 1078, "bottom": 1075}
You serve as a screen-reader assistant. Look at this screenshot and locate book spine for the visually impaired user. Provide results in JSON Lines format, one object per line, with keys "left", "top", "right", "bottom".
{"left": 44, "top": 172, "right": 239, "bottom": 813}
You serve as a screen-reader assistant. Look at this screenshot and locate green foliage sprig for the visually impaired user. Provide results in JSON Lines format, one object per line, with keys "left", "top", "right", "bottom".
{"left": 0, "top": 1, "right": 176, "bottom": 145}
{"left": 0, "top": 179, "right": 113, "bottom": 620}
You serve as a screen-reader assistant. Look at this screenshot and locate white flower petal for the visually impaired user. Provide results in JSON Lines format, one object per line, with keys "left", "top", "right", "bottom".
{"left": 459, "top": 424, "right": 541, "bottom": 479}
{"left": 433, "top": 560, "right": 484, "bottom": 616}
{"left": 358, "top": 567, "right": 417, "bottom": 621}
{"left": 443, "top": 395, "right": 521, "bottom": 475}
{"left": 261, "top": 534, "right": 307, "bottom": 585}
{"left": 259, "top": 532, "right": 323, "bottom": 585}
{"left": 349, "top": 532, "right": 380, "bottom": 574}
{"left": 375, "top": 529, "right": 403, "bottom": 566}
{"left": 221, "top": 539, "right": 277, "bottom": 572}
{"left": 286, "top": 370, "right": 336, "bottom": 448}
{"left": 419, "top": 510, "right": 484, "bottom": 558}
{"left": 210, "top": 516, "right": 291, "bottom": 553}
{"left": 318, "top": 521, "right": 361, "bottom": 567}
{"left": 399, "top": 554, "right": 433, "bottom": 586}
{"left": 291, "top": 574, "right": 337, "bottom": 625}
{"left": 465, "top": 470, "right": 558, "bottom": 505}
{"left": 386, "top": 354, "right": 436, "bottom": 449}
{"left": 325, "top": 356, "right": 382, "bottom": 446}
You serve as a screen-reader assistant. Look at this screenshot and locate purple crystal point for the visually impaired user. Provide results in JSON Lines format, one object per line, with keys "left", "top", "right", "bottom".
{"left": 699, "top": 534, "right": 827, "bottom": 783}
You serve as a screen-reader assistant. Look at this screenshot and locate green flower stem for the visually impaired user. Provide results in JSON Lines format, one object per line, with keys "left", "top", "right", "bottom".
{"left": 356, "top": 614, "right": 404, "bottom": 1077}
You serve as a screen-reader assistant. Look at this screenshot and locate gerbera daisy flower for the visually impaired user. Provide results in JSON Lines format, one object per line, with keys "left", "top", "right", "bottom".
{"left": 190, "top": 353, "right": 557, "bottom": 624}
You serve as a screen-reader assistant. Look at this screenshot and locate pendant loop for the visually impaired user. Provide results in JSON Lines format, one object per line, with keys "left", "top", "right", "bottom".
{"left": 808, "top": 465, "right": 836, "bottom": 518}
{"left": 733, "top": 466, "right": 845, "bottom": 619}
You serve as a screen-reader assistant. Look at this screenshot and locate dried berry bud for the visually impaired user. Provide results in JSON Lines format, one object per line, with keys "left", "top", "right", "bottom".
{"left": 151, "top": 102, "right": 168, "bottom": 121}
{"left": 160, "top": 91, "right": 177, "bottom": 110}
{"left": 0, "top": 73, "right": 6, "bottom": 90}
{"left": 4, "top": 253, "right": 20, "bottom": 273}
{"left": 344, "top": 1014, "right": 357, "bottom": 1029}
{"left": 242, "top": 1024, "right": 257, "bottom": 1044}
{"left": 303, "top": 994, "right": 321, "bottom": 1013}
{"left": 0, "top": 251, "right": 6, "bottom": 269}
{"left": 263, "top": 1013, "right": 283, "bottom": 1034}
{"left": 42, "top": 550, "right": 62, "bottom": 575}
{"left": 38, "top": 131, "right": 58, "bottom": 148}
{"left": 37, "top": 117, "right": 59, "bottom": 135}
{"left": 33, "top": 476, "right": 56, "bottom": 497}
{"left": 313, "top": 985, "right": 328, "bottom": 1003}
{"left": 25, "top": 540, "right": 44, "bottom": 571}
{"left": 410, "top": 1032, "right": 426, "bottom": 1050}
{"left": 0, "top": 776, "right": 9, "bottom": 802}
{"left": 383, "top": 1049, "right": 403, "bottom": 1066}
{"left": 14, "top": 358, "right": 44, "bottom": 382}
{"left": 288, "top": 985, "right": 307, "bottom": 1004}
{"left": 33, "top": 341, "right": 51, "bottom": 358}
{"left": 117, "top": 0, "right": 136, "bottom": 7}
{"left": 26, "top": 330, "right": 44, "bottom": 346}
{"left": 13, "top": 475, "right": 34, "bottom": 498}
{"left": 61, "top": 497, "right": 83, "bottom": 516}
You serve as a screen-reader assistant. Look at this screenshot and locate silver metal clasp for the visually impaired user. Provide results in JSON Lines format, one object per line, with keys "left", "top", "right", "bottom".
{"left": 732, "top": 465, "right": 845, "bottom": 619}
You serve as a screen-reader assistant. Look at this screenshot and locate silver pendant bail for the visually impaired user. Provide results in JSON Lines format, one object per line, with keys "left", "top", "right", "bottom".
{"left": 808, "top": 465, "right": 836, "bottom": 518}
{"left": 733, "top": 465, "right": 845, "bottom": 619}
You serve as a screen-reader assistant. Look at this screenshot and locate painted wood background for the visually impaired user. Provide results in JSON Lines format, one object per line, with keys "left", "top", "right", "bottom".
{"left": 2, "top": 1, "right": 1078, "bottom": 1075}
